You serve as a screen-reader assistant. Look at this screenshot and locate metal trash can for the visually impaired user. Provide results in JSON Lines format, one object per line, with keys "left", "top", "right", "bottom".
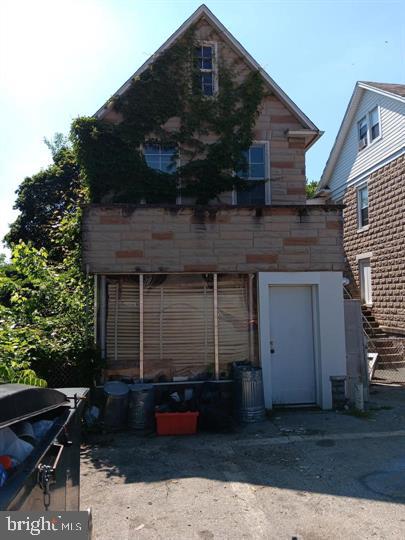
{"left": 128, "top": 383, "right": 155, "bottom": 430}
{"left": 103, "top": 381, "right": 129, "bottom": 430}
{"left": 233, "top": 365, "right": 266, "bottom": 423}
{"left": 0, "top": 384, "right": 88, "bottom": 512}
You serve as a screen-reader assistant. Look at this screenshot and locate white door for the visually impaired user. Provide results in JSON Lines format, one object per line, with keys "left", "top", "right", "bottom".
{"left": 359, "top": 259, "right": 372, "bottom": 305}
{"left": 268, "top": 286, "right": 316, "bottom": 405}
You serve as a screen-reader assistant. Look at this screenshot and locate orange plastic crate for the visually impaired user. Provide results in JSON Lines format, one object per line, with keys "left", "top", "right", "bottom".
{"left": 155, "top": 411, "right": 199, "bottom": 435}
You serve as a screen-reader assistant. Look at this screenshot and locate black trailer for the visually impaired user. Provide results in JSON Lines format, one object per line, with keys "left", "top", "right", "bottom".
{"left": 0, "top": 384, "right": 88, "bottom": 513}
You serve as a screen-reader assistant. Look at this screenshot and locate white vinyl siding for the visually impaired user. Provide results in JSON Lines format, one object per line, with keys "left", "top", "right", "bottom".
{"left": 328, "top": 90, "right": 405, "bottom": 201}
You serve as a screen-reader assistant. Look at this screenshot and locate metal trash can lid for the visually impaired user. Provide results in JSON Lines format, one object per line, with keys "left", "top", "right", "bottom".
{"left": 0, "top": 384, "right": 69, "bottom": 429}
{"left": 104, "top": 381, "right": 129, "bottom": 396}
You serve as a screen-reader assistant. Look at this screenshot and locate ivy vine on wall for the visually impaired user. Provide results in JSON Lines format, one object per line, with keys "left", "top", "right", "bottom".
{"left": 71, "top": 30, "right": 265, "bottom": 204}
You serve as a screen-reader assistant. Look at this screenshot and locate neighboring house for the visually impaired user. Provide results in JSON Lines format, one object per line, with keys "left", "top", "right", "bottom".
{"left": 319, "top": 82, "right": 405, "bottom": 340}
{"left": 82, "top": 5, "right": 347, "bottom": 409}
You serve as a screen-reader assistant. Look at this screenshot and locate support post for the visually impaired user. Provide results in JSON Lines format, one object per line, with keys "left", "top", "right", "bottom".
{"left": 99, "top": 275, "right": 106, "bottom": 360}
{"left": 213, "top": 273, "right": 219, "bottom": 380}
{"left": 93, "top": 275, "right": 98, "bottom": 346}
{"left": 248, "top": 274, "right": 254, "bottom": 363}
{"left": 139, "top": 274, "right": 144, "bottom": 382}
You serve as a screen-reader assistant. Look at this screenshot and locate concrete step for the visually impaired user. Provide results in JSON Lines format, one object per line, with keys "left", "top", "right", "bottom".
{"left": 376, "top": 346, "right": 402, "bottom": 355}
{"left": 367, "top": 330, "right": 386, "bottom": 338}
{"left": 376, "top": 361, "right": 405, "bottom": 370}
{"left": 372, "top": 338, "right": 396, "bottom": 347}
{"left": 378, "top": 353, "right": 404, "bottom": 363}
{"left": 363, "top": 321, "right": 380, "bottom": 329}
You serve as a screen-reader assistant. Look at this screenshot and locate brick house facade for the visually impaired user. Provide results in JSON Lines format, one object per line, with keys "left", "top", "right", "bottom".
{"left": 343, "top": 154, "right": 405, "bottom": 333}
{"left": 319, "top": 82, "right": 405, "bottom": 337}
{"left": 83, "top": 5, "right": 347, "bottom": 409}
{"left": 83, "top": 205, "right": 344, "bottom": 274}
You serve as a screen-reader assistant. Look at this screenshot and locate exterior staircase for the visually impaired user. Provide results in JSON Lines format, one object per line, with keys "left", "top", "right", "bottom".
{"left": 361, "top": 306, "right": 405, "bottom": 376}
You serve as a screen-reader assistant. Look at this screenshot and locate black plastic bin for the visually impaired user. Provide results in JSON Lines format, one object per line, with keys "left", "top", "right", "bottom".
{"left": 0, "top": 384, "right": 88, "bottom": 513}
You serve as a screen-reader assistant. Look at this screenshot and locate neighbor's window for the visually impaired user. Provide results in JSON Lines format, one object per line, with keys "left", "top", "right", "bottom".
{"left": 143, "top": 144, "right": 177, "bottom": 173}
{"left": 358, "top": 185, "right": 369, "bottom": 228}
{"left": 236, "top": 144, "right": 267, "bottom": 205}
{"left": 369, "top": 107, "right": 380, "bottom": 141}
{"left": 358, "top": 116, "right": 368, "bottom": 150}
{"left": 195, "top": 44, "right": 215, "bottom": 96}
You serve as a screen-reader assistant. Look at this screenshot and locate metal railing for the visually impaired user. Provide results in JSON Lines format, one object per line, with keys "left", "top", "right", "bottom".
{"left": 343, "top": 286, "right": 405, "bottom": 384}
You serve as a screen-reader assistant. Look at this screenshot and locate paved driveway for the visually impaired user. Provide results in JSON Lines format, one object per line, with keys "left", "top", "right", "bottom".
{"left": 81, "top": 385, "right": 405, "bottom": 539}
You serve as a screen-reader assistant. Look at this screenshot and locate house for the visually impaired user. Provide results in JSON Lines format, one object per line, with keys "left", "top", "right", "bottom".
{"left": 81, "top": 5, "right": 347, "bottom": 409}
{"left": 318, "top": 82, "right": 405, "bottom": 357}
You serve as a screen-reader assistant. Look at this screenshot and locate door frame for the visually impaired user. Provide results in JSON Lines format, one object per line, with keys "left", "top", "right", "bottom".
{"left": 258, "top": 272, "right": 347, "bottom": 410}
{"left": 356, "top": 253, "right": 373, "bottom": 306}
{"left": 267, "top": 284, "right": 319, "bottom": 406}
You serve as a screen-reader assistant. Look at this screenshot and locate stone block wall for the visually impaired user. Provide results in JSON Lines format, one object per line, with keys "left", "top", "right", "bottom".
{"left": 102, "top": 15, "right": 312, "bottom": 207}
{"left": 343, "top": 154, "right": 405, "bottom": 333}
{"left": 83, "top": 204, "right": 344, "bottom": 274}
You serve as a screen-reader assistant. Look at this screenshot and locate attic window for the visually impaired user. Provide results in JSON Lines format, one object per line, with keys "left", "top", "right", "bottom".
{"left": 358, "top": 117, "right": 368, "bottom": 150}
{"left": 369, "top": 107, "right": 380, "bottom": 141}
{"left": 194, "top": 43, "right": 216, "bottom": 96}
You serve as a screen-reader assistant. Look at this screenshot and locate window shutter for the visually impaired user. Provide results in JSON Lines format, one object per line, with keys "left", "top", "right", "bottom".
{"left": 106, "top": 279, "right": 140, "bottom": 372}
{"left": 143, "top": 275, "right": 215, "bottom": 380}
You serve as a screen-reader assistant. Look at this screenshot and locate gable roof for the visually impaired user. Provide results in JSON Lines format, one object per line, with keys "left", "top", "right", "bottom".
{"left": 318, "top": 81, "right": 405, "bottom": 190}
{"left": 94, "top": 4, "right": 320, "bottom": 146}
{"left": 362, "top": 82, "right": 405, "bottom": 99}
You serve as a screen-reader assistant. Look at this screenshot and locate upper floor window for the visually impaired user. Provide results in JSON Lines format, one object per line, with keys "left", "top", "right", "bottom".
{"left": 358, "top": 117, "right": 368, "bottom": 150}
{"left": 143, "top": 144, "right": 177, "bottom": 173}
{"left": 357, "top": 184, "right": 369, "bottom": 228}
{"left": 369, "top": 107, "right": 380, "bottom": 141}
{"left": 194, "top": 44, "right": 216, "bottom": 96}
{"left": 236, "top": 143, "right": 267, "bottom": 205}
{"left": 357, "top": 107, "right": 381, "bottom": 151}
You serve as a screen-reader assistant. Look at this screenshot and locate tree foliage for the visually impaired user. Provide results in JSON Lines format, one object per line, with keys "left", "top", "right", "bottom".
{"left": 0, "top": 242, "right": 98, "bottom": 386}
{"left": 5, "top": 146, "right": 81, "bottom": 260}
{"left": 305, "top": 180, "right": 319, "bottom": 199}
{"left": 2, "top": 136, "right": 98, "bottom": 386}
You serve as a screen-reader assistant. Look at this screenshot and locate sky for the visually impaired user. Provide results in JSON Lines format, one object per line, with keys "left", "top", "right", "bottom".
{"left": 1, "top": 0, "right": 404, "bottom": 255}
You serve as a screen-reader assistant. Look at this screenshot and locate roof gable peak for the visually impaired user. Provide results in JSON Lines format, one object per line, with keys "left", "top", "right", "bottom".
{"left": 94, "top": 4, "right": 319, "bottom": 136}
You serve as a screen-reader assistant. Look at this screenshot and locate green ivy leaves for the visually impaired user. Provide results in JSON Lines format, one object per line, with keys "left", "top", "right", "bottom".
{"left": 71, "top": 32, "right": 264, "bottom": 205}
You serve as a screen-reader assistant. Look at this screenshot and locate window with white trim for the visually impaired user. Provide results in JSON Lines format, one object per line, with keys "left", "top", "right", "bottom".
{"left": 194, "top": 44, "right": 216, "bottom": 96}
{"left": 369, "top": 107, "right": 380, "bottom": 141}
{"left": 357, "top": 184, "right": 369, "bottom": 228}
{"left": 358, "top": 116, "right": 368, "bottom": 150}
{"left": 357, "top": 107, "right": 381, "bottom": 151}
{"left": 143, "top": 144, "right": 177, "bottom": 173}
{"left": 236, "top": 144, "right": 267, "bottom": 205}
